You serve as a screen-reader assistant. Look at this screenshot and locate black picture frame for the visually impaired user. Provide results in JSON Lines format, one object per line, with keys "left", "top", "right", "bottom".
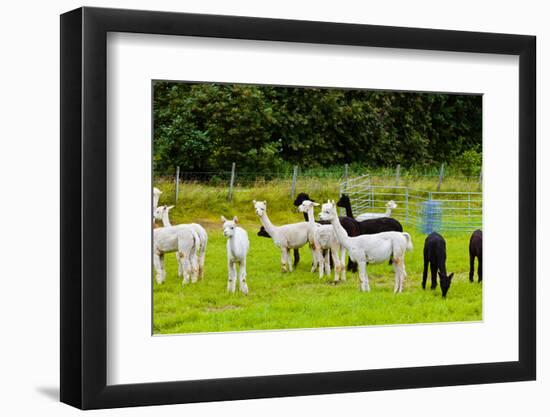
{"left": 60, "top": 6, "right": 536, "bottom": 410}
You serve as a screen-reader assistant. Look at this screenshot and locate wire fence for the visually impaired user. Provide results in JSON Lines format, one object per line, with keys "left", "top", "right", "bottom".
{"left": 340, "top": 175, "right": 482, "bottom": 232}
{"left": 155, "top": 164, "right": 482, "bottom": 233}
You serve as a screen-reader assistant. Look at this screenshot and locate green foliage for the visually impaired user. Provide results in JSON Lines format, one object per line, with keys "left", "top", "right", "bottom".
{"left": 452, "top": 149, "right": 482, "bottom": 177}
{"left": 153, "top": 82, "right": 482, "bottom": 175}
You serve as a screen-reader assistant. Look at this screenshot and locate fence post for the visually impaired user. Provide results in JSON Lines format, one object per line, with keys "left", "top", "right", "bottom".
{"left": 227, "top": 162, "right": 236, "bottom": 201}
{"left": 175, "top": 166, "right": 180, "bottom": 205}
{"left": 405, "top": 187, "right": 409, "bottom": 225}
{"left": 343, "top": 163, "right": 349, "bottom": 194}
{"left": 290, "top": 165, "right": 298, "bottom": 199}
{"left": 395, "top": 164, "right": 401, "bottom": 186}
{"left": 437, "top": 163, "right": 445, "bottom": 192}
{"left": 478, "top": 167, "right": 483, "bottom": 190}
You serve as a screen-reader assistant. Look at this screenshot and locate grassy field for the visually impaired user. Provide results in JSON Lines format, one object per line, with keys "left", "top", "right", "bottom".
{"left": 153, "top": 175, "right": 482, "bottom": 334}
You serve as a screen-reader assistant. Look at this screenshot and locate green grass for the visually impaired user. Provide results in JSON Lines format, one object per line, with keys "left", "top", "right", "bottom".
{"left": 153, "top": 219, "right": 482, "bottom": 335}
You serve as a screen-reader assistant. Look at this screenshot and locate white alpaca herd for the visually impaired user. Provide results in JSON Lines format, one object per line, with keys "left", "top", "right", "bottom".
{"left": 152, "top": 188, "right": 413, "bottom": 294}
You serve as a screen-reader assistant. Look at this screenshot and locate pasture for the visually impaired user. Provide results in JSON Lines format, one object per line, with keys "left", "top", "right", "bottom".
{"left": 152, "top": 176, "right": 482, "bottom": 335}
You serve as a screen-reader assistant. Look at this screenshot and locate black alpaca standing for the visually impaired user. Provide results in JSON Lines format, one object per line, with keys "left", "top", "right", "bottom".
{"left": 422, "top": 232, "right": 454, "bottom": 298}
{"left": 336, "top": 194, "right": 403, "bottom": 272}
{"left": 257, "top": 226, "right": 300, "bottom": 268}
{"left": 469, "top": 229, "right": 482, "bottom": 283}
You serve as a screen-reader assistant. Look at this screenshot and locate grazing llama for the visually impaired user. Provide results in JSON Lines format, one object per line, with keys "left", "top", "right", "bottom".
{"left": 154, "top": 205, "right": 208, "bottom": 281}
{"left": 153, "top": 225, "right": 199, "bottom": 286}
{"left": 356, "top": 200, "right": 398, "bottom": 221}
{"left": 469, "top": 229, "right": 482, "bottom": 283}
{"left": 253, "top": 200, "right": 309, "bottom": 272}
{"left": 221, "top": 216, "right": 250, "bottom": 294}
{"left": 298, "top": 200, "right": 345, "bottom": 281}
{"left": 320, "top": 201, "right": 413, "bottom": 292}
{"left": 422, "top": 232, "right": 454, "bottom": 298}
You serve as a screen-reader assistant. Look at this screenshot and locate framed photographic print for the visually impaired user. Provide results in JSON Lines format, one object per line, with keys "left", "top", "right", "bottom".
{"left": 60, "top": 6, "right": 536, "bottom": 410}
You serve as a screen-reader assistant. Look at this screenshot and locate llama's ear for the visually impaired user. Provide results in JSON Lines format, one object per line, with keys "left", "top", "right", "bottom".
{"left": 252, "top": 200, "right": 256, "bottom": 204}
{"left": 167, "top": 205, "right": 174, "bottom": 210}
{"left": 313, "top": 202, "right": 320, "bottom": 206}
{"left": 233, "top": 216, "right": 239, "bottom": 223}
{"left": 262, "top": 200, "right": 266, "bottom": 204}
{"left": 448, "top": 273, "right": 454, "bottom": 280}
{"left": 221, "top": 215, "right": 227, "bottom": 222}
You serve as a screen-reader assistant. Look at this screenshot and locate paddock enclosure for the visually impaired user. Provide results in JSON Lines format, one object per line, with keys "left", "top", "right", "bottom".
{"left": 152, "top": 170, "right": 482, "bottom": 335}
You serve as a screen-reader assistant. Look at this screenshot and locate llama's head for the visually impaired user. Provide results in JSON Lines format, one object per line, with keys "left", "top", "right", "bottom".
{"left": 439, "top": 272, "right": 454, "bottom": 298}
{"left": 293, "top": 192, "right": 312, "bottom": 207}
{"left": 253, "top": 200, "right": 267, "bottom": 217}
{"left": 221, "top": 215, "right": 239, "bottom": 238}
{"left": 297, "top": 200, "right": 319, "bottom": 213}
{"left": 386, "top": 200, "right": 398, "bottom": 210}
{"left": 257, "top": 226, "right": 271, "bottom": 238}
{"left": 319, "top": 200, "right": 337, "bottom": 221}
{"left": 336, "top": 194, "right": 350, "bottom": 208}
{"left": 153, "top": 205, "right": 174, "bottom": 221}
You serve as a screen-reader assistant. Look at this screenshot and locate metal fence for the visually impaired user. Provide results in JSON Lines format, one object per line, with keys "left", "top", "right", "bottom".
{"left": 156, "top": 166, "right": 482, "bottom": 233}
{"left": 339, "top": 177, "right": 482, "bottom": 232}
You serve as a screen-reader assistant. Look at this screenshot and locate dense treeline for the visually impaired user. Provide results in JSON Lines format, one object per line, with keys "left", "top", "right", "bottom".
{"left": 153, "top": 82, "right": 482, "bottom": 175}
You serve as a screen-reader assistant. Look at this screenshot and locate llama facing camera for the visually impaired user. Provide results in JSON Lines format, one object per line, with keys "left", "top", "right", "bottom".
{"left": 221, "top": 216, "right": 250, "bottom": 295}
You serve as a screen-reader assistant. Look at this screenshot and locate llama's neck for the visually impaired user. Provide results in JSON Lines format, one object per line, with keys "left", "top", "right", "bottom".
{"left": 343, "top": 201, "right": 353, "bottom": 218}
{"left": 161, "top": 211, "right": 171, "bottom": 227}
{"left": 259, "top": 212, "right": 278, "bottom": 237}
{"left": 330, "top": 214, "right": 352, "bottom": 249}
{"left": 305, "top": 207, "right": 316, "bottom": 225}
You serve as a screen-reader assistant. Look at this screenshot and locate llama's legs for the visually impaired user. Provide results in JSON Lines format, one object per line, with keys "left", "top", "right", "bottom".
{"left": 392, "top": 260, "right": 400, "bottom": 293}
{"left": 286, "top": 247, "right": 293, "bottom": 272}
{"left": 398, "top": 259, "right": 406, "bottom": 293}
{"left": 339, "top": 248, "right": 347, "bottom": 281}
{"left": 317, "top": 249, "right": 325, "bottom": 278}
{"left": 430, "top": 262, "right": 438, "bottom": 290}
{"left": 180, "top": 252, "right": 191, "bottom": 285}
{"left": 358, "top": 261, "right": 370, "bottom": 292}
{"left": 280, "top": 249, "right": 289, "bottom": 273}
{"left": 153, "top": 252, "right": 165, "bottom": 284}
{"left": 176, "top": 252, "right": 182, "bottom": 277}
{"left": 199, "top": 247, "right": 206, "bottom": 280}
{"left": 227, "top": 259, "right": 237, "bottom": 293}
{"left": 331, "top": 248, "right": 341, "bottom": 282}
{"left": 310, "top": 244, "right": 318, "bottom": 272}
{"left": 238, "top": 258, "right": 249, "bottom": 295}
{"left": 190, "top": 252, "right": 199, "bottom": 283}
{"left": 293, "top": 249, "right": 300, "bottom": 268}
{"left": 477, "top": 254, "right": 482, "bottom": 283}
{"left": 324, "top": 250, "right": 331, "bottom": 276}
{"left": 469, "top": 254, "right": 475, "bottom": 282}
{"left": 422, "top": 259, "right": 429, "bottom": 289}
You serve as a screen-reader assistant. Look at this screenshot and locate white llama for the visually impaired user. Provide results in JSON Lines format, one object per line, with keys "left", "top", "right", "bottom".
{"left": 153, "top": 225, "right": 199, "bottom": 286}
{"left": 221, "top": 216, "right": 250, "bottom": 295}
{"left": 356, "top": 200, "right": 398, "bottom": 221}
{"left": 320, "top": 200, "right": 413, "bottom": 292}
{"left": 298, "top": 200, "right": 346, "bottom": 282}
{"left": 154, "top": 205, "right": 208, "bottom": 281}
{"left": 253, "top": 200, "right": 310, "bottom": 272}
